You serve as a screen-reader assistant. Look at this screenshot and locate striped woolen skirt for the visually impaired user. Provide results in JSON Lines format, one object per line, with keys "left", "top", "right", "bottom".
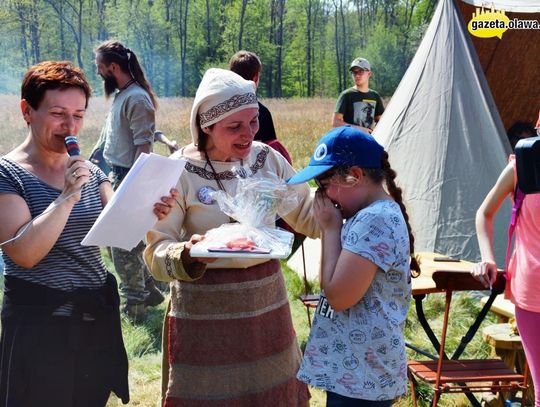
{"left": 163, "top": 259, "right": 310, "bottom": 407}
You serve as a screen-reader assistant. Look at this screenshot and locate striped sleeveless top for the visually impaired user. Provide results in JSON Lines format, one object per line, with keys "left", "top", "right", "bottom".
{"left": 0, "top": 157, "right": 109, "bottom": 291}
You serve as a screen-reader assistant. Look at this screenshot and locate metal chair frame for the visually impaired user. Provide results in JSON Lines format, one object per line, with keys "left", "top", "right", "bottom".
{"left": 407, "top": 270, "right": 529, "bottom": 406}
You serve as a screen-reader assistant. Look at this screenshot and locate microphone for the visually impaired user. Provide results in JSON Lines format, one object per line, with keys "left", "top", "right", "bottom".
{"left": 65, "top": 136, "right": 80, "bottom": 156}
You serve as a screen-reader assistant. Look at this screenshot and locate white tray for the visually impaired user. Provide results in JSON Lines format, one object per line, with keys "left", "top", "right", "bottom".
{"left": 190, "top": 227, "right": 294, "bottom": 259}
{"left": 190, "top": 245, "right": 290, "bottom": 259}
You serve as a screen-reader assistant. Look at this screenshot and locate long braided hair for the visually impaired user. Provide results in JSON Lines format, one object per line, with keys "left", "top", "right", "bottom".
{"left": 94, "top": 40, "right": 158, "bottom": 108}
{"left": 363, "top": 151, "right": 421, "bottom": 277}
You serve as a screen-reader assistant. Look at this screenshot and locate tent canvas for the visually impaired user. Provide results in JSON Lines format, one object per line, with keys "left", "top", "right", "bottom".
{"left": 372, "top": 0, "right": 533, "bottom": 264}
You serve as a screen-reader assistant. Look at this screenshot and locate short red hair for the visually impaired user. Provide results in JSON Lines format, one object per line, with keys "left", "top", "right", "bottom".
{"left": 21, "top": 61, "right": 92, "bottom": 110}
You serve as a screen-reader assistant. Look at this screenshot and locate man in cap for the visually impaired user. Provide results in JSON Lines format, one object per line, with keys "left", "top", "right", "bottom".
{"left": 332, "top": 57, "right": 385, "bottom": 134}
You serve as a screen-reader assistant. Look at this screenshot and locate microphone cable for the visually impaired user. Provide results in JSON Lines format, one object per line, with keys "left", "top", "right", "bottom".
{"left": 1, "top": 136, "right": 86, "bottom": 247}
{"left": 0, "top": 190, "right": 81, "bottom": 248}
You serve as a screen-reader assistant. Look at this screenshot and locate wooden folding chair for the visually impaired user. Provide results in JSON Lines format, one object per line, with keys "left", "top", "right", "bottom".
{"left": 407, "top": 270, "right": 529, "bottom": 406}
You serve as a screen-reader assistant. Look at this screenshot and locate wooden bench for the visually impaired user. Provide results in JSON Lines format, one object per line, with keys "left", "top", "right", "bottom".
{"left": 481, "top": 294, "right": 516, "bottom": 323}
{"left": 482, "top": 322, "right": 535, "bottom": 405}
{"left": 479, "top": 296, "right": 532, "bottom": 402}
{"left": 483, "top": 323, "right": 522, "bottom": 365}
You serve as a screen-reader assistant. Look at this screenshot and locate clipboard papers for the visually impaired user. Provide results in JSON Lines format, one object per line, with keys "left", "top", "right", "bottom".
{"left": 82, "top": 153, "right": 185, "bottom": 250}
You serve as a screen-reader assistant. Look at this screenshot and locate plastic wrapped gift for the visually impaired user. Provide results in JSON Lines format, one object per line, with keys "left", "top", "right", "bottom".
{"left": 191, "top": 172, "right": 300, "bottom": 258}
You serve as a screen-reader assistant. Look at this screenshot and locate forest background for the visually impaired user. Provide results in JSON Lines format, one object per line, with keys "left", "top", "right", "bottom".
{"left": 0, "top": 1, "right": 508, "bottom": 405}
{"left": 0, "top": 0, "right": 436, "bottom": 99}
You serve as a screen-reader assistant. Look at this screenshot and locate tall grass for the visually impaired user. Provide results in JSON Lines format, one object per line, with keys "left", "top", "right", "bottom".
{"left": 0, "top": 95, "right": 332, "bottom": 169}
{"left": 1, "top": 95, "right": 503, "bottom": 406}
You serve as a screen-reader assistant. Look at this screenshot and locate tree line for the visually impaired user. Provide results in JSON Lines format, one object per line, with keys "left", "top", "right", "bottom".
{"left": 0, "top": 0, "right": 437, "bottom": 99}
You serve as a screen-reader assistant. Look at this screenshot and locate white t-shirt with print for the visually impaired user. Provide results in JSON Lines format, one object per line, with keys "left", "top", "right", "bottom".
{"left": 297, "top": 200, "right": 411, "bottom": 401}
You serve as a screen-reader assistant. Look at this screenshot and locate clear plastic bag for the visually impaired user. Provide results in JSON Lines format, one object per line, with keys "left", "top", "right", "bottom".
{"left": 191, "top": 172, "right": 301, "bottom": 258}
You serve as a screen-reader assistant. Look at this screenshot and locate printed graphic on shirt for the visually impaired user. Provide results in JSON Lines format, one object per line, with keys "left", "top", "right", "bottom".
{"left": 297, "top": 200, "right": 411, "bottom": 401}
{"left": 316, "top": 294, "right": 335, "bottom": 320}
{"left": 353, "top": 99, "right": 377, "bottom": 129}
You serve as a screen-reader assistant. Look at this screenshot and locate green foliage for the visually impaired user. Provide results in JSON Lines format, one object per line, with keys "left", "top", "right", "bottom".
{"left": 100, "top": 247, "right": 166, "bottom": 359}
{"left": 0, "top": 251, "right": 507, "bottom": 407}
{"left": 121, "top": 303, "right": 167, "bottom": 358}
{"left": 0, "top": 0, "right": 436, "bottom": 98}
{"left": 362, "top": 23, "right": 403, "bottom": 96}
{"left": 281, "top": 259, "right": 306, "bottom": 300}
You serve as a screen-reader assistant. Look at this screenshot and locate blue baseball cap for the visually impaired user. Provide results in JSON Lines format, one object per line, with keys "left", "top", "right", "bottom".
{"left": 287, "top": 126, "right": 384, "bottom": 185}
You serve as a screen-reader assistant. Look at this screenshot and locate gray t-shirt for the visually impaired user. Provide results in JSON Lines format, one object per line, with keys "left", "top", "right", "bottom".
{"left": 102, "top": 83, "right": 155, "bottom": 168}
{"left": 297, "top": 200, "right": 411, "bottom": 401}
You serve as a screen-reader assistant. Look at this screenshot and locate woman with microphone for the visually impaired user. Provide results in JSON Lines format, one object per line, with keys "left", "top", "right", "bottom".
{"left": 0, "top": 61, "right": 174, "bottom": 406}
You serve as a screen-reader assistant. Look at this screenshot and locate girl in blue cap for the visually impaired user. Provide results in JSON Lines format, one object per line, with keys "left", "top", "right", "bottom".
{"left": 289, "top": 126, "right": 420, "bottom": 406}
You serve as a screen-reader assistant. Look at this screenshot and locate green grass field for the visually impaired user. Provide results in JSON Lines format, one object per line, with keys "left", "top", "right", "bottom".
{"left": 0, "top": 95, "right": 503, "bottom": 406}
{"left": 100, "top": 256, "right": 498, "bottom": 407}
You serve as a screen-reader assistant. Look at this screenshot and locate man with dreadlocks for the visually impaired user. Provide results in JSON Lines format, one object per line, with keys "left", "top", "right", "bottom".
{"left": 94, "top": 40, "right": 164, "bottom": 322}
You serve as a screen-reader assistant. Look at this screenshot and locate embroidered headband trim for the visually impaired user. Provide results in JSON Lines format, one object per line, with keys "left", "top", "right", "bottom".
{"left": 199, "top": 92, "right": 257, "bottom": 127}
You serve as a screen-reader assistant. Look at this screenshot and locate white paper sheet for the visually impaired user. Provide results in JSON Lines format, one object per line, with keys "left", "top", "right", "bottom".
{"left": 82, "top": 153, "right": 185, "bottom": 250}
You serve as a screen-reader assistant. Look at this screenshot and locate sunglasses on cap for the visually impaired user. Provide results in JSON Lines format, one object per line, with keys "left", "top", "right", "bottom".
{"left": 314, "top": 170, "right": 337, "bottom": 189}
{"left": 351, "top": 69, "right": 369, "bottom": 76}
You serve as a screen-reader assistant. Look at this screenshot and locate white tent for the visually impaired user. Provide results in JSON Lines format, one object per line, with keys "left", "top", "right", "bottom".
{"left": 372, "top": 0, "right": 514, "bottom": 264}
{"left": 288, "top": 0, "right": 538, "bottom": 277}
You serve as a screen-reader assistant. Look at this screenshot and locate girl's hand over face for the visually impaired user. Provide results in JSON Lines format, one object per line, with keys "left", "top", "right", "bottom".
{"left": 314, "top": 189, "right": 342, "bottom": 231}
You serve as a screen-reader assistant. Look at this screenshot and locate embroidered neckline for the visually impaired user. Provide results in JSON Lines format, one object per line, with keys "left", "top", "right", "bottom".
{"left": 185, "top": 146, "right": 269, "bottom": 181}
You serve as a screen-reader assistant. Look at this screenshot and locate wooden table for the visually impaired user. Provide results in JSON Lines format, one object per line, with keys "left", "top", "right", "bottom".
{"left": 410, "top": 253, "right": 508, "bottom": 407}
{"left": 480, "top": 294, "right": 516, "bottom": 323}
{"left": 411, "top": 253, "right": 504, "bottom": 356}
{"left": 412, "top": 251, "right": 479, "bottom": 294}
{"left": 299, "top": 252, "right": 479, "bottom": 322}
{"left": 303, "top": 251, "right": 491, "bottom": 307}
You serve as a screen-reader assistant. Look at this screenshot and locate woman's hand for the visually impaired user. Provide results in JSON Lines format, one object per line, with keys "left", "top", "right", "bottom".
{"left": 471, "top": 261, "right": 498, "bottom": 289}
{"left": 314, "top": 189, "right": 342, "bottom": 231}
{"left": 62, "top": 156, "right": 90, "bottom": 203}
{"left": 153, "top": 188, "right": 179, "bottom": 220}
{"left": 181, "top": 234, "right": 217, "bottom": 266}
